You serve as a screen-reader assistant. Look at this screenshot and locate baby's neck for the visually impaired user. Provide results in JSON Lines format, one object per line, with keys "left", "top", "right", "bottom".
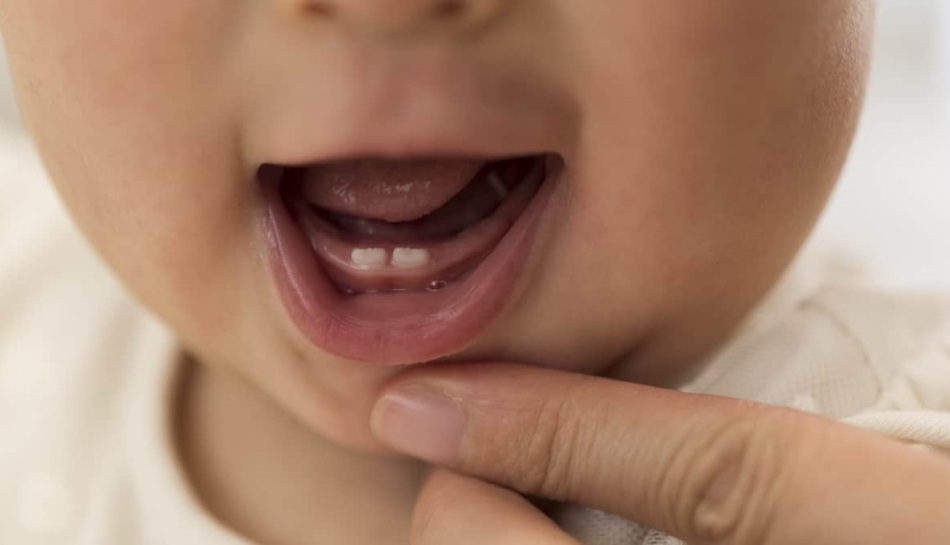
{"left": 174, "top": 357, "right": 429, "bottom": 545}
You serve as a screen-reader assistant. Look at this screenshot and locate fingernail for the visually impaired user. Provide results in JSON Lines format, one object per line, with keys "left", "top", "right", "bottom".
{"left": 371, "top": 384, "right": 467, "bottom": 465}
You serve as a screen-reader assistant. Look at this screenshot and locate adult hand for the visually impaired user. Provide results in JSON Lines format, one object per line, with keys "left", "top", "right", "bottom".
{"left": 370, "top": 363, "right": 950, "bottom": 544}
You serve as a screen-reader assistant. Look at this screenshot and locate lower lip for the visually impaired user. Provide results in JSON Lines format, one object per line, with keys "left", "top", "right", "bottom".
{"left": 263, "top": 159, "right": 562, "bottom": 365}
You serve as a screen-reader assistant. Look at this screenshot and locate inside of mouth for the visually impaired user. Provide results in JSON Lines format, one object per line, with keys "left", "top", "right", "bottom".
{"left": 318, "top": 156, "right": 535, "bottom": 243}
{"left": 281, "top": 154, "right": 546, "bottom": 295}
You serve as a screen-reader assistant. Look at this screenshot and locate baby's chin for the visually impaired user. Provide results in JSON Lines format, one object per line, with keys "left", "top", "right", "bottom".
{"left": 302, "top": 345, "right": 636, "bottom": 456}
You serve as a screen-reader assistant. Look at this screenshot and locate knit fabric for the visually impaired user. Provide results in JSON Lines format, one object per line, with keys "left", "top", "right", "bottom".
{"left": 553, "top": 264, "right": 950, "bottom": 545}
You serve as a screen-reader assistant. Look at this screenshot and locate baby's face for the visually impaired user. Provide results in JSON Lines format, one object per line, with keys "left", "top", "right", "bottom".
{"left": 1, "top": 1, "right": 873, "bottom": 451}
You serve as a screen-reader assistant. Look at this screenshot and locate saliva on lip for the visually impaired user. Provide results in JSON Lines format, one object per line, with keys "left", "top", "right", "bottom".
{"left": 340, "top": 279, "right": 449, "bottom": 296}
{"left": 426, "top": 280, "right": 448, "bottom": 292}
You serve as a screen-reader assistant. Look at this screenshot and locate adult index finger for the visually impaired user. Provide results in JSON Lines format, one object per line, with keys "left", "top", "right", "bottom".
{"left": 371, "top": 362, "right": 950, "bottom": 544}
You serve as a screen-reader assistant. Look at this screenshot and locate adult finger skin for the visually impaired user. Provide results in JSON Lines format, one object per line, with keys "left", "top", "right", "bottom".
{"left": 372, "top": 363, "right": 950, "bottom": 544}
{"left": 411, "top": 468, "right": 580, "bottom": 545}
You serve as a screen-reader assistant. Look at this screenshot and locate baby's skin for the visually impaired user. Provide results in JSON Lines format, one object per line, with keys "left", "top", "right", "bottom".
{"left": 0, "top": 1, "right": 875, "bottom": 543}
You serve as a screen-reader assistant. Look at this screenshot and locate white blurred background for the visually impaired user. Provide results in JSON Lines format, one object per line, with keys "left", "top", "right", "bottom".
{"left": 1, "top": 1, "right": 949, "bottom": 289}
{"left": 814, "top": 0, "right": 950, "bottom": 289}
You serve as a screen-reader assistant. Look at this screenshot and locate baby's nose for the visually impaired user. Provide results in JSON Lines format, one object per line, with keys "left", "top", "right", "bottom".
{"left": 280, "top": 0, "right": 505, "bottom": 35}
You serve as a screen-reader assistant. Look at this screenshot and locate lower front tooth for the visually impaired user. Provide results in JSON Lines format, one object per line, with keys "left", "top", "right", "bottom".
{"left": 351, "top": 248, "right": 388, "bottom": 269}
{"left": 392, "top": 248, "right": 431, "bottom": 269}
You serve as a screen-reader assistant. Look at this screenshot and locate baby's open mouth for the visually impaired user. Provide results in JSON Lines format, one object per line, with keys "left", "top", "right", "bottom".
{"left": 261, "top": 153, "right": 562, "bottom": 364}
{"left": 281, "top": 154, "right": 549, "bottom": 295}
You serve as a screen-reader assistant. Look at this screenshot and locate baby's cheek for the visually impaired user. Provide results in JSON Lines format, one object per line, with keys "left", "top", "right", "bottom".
{"left": 0, "top": 0, "right": 249, "bottom": 309}
{"left": 2, "top": 0, "right": 239, "bottom": 195}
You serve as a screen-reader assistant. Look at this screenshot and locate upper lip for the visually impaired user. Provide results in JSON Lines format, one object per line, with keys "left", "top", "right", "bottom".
{"left": 246, "top": 52, "right": 575, "bottom": 169}
{"left": 263, "top": 117, "right": 568, "bottom": 170}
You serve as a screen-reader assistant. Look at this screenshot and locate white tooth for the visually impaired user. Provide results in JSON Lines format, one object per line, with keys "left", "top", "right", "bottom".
{"left": 351, "top": 248, "right": 388, "bottom": 269}
{"left": 487, "top": 171, "right": 509, "bottom": 201}
{"left": 392, "top": 248, "right": 431, "bottom": 269}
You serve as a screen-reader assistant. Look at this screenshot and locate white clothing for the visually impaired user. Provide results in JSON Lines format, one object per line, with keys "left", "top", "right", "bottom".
{"left": 2, "top": 128, "right": 949, "bottom": 545}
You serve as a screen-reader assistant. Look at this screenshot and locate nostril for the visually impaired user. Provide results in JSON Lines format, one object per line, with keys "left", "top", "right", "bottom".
{"left": 302, "top": 1, "right": 336, "bottom": 17}
{"left": 433, "top": 0, "right": 467, "bottom": 19}
{"left": 290, "top": 0, "right": 502, "bottom": 33}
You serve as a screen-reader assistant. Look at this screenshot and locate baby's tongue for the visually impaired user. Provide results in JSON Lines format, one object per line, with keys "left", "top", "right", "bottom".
{"left": 300, "top": 159, "right": 486, "bottom": 223}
